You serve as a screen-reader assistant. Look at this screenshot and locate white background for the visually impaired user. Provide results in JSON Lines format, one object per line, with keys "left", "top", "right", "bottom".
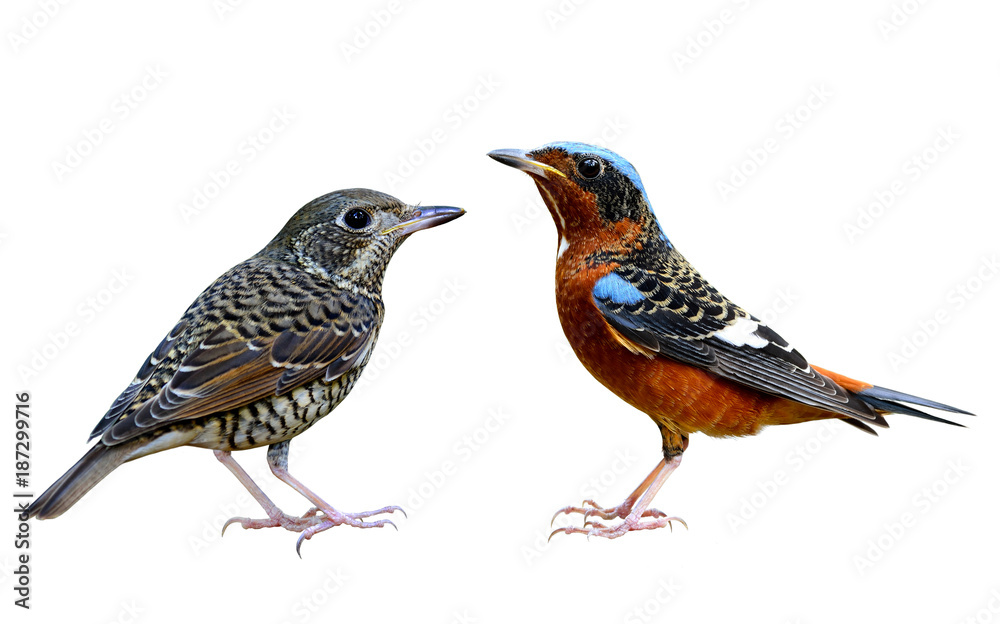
{"left": 3, "top": 1, "right": 999, "bottom": 622}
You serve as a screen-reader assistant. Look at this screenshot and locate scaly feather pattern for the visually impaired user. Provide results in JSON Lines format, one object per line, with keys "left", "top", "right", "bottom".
{"left": 29, "top": 188, "right": 464, "bottom": 555}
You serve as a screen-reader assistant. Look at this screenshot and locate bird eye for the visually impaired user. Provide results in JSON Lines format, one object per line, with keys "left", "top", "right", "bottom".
{"left": 577, "top": 157, "right": 603, "bottom": 179}
{"left": 343, "top": 208, "right": 372, "bottom": 230}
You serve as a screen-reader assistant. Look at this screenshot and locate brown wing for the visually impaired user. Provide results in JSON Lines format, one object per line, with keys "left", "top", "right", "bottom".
{"left": 98, "top": 289, "right": 380, "bottom": 446}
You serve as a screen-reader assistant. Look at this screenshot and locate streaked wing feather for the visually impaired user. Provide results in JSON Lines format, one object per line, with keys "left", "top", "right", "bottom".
{"left": 101, "top": 292, "right": 378, "bottom": 445}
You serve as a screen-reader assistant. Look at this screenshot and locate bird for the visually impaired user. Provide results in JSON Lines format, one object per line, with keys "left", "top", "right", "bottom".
{"left": 28, "top": 188, "right": 465, "bottom": 554}
{"left": 488, "top": 142, "right": 972, "bottom": 540}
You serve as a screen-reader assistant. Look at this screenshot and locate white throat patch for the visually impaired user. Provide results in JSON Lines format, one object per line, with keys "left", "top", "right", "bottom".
{"left": 538, "top": 185, "right": 569, "bottom": 259}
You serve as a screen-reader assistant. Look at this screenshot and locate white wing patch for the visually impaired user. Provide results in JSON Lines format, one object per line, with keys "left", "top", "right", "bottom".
{"left": 713, "top": 316, "right": 769, "bottom": 349}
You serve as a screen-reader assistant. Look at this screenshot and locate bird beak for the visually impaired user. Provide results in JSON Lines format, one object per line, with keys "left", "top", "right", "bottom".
{"left": 381, "top": 206, "right": 466, "bottom": 236}
{"left": 488, "top": 148, "right": 567, "bottom": 180}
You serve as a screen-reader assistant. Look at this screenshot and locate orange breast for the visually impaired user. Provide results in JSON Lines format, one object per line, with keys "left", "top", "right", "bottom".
{"left": 555, "top": 261, "right": 835, "bottom": 438}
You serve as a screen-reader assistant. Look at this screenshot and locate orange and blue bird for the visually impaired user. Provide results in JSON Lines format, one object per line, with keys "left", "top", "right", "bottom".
{"left": 488, "top": 142, "right": 973, "bottom": 539}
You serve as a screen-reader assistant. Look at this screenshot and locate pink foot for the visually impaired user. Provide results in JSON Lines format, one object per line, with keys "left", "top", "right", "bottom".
{"left": 551, "top": 498, "right": 672, "bottom": 525}
{"left": 293, "top": 509, "right": 403, "bottom": 556}
{"left": 222, "top": 505, "right": 405, "bottom": 556}
{"left": 550, "top": 511, "right": 687, "bottom": 540}
{"left": 222, "top": 509, "right": 323, "bottom": 534}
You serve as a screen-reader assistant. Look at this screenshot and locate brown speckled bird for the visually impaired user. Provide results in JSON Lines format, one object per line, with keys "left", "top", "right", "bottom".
{"left": 29, "top": 188, "right": 464, "bottom": 553}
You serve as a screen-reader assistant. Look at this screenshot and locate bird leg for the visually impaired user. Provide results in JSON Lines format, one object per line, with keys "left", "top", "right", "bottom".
{"left": 265, "top": 441, "right": 404, "bottom": 553}
{"left": 214, "top": 449, "right": 322, "bottom": 534}
{"left": 217, "top": 442, "right": 404, "bottom": 555}
{"left": 551, "top": 458, "right": 665, "bottom": 524}
{"left": 550, "top": 454, "right": 686, "bottom": 540}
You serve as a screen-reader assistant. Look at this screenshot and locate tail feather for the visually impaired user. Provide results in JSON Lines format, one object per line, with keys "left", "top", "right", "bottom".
{"left": 857, "top": 385, "right": 974, "bottom": 415}
{"left": 842, "top": 417, "right": 879, "bottom": 435}
{"left": 857, "top": 395, "right": 965, "bottom": 427}
{"left": 28, "top": 443, "right": 131, "bottom": 520}
{"left": 854, "top": 385, "right": 973, "bottom": 429}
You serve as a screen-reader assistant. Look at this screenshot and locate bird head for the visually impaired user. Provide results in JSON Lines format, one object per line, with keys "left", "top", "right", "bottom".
{"left": 265, "top": 188, "right": 464, "bottom": 287}
{"left": 489, "top": 142, "right": 668, "bottom": 257}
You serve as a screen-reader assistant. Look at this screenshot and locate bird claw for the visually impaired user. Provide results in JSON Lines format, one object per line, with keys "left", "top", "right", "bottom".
{"left": 549, "top": 513, "right": 687, "bottom": 540}
{"left": 552, "top": 500, "right": 612, "bottom": 526}
{"left": 221, "top": 516, "right": 242, "bottom": 536}
{"left": 222, "top": 503, "right": 404, "bottom": 555}
{"left": 293, "top": 512, "right": 400, "bottom": 558}
{"left": 221, "top": 512, "right": 319, "bottom": 535}
{"left": 343, "top": 504, "right": 407, "bottom": 520}
{"left": 300, "top": 504, "right": 405, "bottom": 521}
{"left": 551, "top": 499, "right": 644, "bottom": 526}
